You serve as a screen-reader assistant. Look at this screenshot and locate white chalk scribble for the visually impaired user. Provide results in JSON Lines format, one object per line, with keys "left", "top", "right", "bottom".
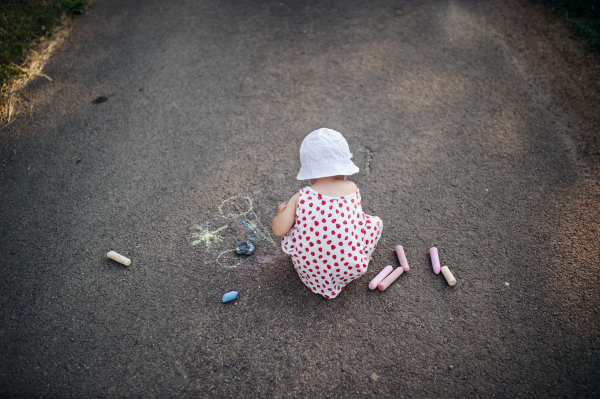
{"left": 189, "top": 195, "right": 279, "bottom": 268}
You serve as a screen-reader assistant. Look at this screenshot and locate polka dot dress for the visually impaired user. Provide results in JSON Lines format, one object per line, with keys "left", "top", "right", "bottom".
{"left": 281, "top": 186, "right": 383, "bottom": 299}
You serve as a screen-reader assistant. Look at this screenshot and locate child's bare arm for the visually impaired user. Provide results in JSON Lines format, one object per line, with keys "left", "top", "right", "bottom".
{"left": 272, "top": 192, "right": 300, "bottom": 237}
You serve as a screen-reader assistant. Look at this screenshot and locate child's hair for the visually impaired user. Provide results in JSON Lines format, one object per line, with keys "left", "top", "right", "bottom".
{"left": 297, "top": 128, "right": 359, "bottom": 180}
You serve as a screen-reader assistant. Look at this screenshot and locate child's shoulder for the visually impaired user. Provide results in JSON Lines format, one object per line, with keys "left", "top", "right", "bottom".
{"left": 342, "top": 179, "right": 358, "bottom": 192}
{"left": 289, "top": 191, "right": 300, "bottom": 204}
{"left": 336, "top": 179, "right": 358, "bottom": 195}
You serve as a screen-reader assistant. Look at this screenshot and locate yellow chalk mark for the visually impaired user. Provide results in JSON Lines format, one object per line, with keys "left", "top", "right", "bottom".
{"left": 219, "top": 195, "right": 253, "bottom": 218}
{"left": 190, "top": 225, "right": 227, "bottom": 250}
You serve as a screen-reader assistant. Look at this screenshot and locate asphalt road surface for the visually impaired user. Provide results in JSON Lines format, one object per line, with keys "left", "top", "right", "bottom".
{"left": 1, "top": 0, "right": 599, "bottom": 397}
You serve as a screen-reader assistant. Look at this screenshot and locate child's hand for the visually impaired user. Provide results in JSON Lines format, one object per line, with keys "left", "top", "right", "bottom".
{"left": 277, "top": 202, "right": 288, "bottom": 215}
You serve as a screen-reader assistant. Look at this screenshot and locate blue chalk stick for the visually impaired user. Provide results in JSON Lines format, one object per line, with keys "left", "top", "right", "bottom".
{"left": 222, "top": 291, "right": 238, "bottom": 303}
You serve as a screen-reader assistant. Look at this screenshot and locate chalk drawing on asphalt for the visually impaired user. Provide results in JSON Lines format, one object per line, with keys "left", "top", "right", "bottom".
{"left": 190, "top": 225, "right": 227, "bottom": 251}
{"left": 189, "top": 195, "right": 280, "bottom": 268}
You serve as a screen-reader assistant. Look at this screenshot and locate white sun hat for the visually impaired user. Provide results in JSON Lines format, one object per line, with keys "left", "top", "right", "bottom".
{"left": 296, "top": 128, "right": 360, "bottom": 180}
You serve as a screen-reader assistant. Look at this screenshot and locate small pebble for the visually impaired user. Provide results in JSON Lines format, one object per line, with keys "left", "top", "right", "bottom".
{"left": 222, "top": 291, "right": 238, "bottom": 303}
{"left": 92, "top": 96, "right": 108, "bottom": 104}
{"left": 449, "top": 365, "right": 454, "bottom": 370}
{"left": 504, "top": 282, "right": 510, "bottom": 287}
{"left": 235, "top": 241, "right": 255, "bottom": 255}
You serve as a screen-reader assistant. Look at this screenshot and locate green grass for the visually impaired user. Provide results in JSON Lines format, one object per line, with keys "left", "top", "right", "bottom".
{"left": 542, "top": 0, "right": 600, "bottom": 53}
{"left": 0, "top": 0, "right": 85, "bottom": 88}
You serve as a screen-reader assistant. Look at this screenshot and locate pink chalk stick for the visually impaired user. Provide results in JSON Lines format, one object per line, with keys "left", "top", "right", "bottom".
{"left": 377, "top": 267, "right": 404, "bottom": 291}
{"left": 369, "top": 265, "right": 393, "bottom": 290}
{"left": 430, "top": 247, "right": 441, "bottom": 274}
{"left": 395, "top": 245, "right": 410, "bottom": 271}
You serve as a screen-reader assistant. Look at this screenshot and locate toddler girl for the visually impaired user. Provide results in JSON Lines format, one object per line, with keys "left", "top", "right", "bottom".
{"left": 272, "top": 128, "right": 383, "bottom": 299}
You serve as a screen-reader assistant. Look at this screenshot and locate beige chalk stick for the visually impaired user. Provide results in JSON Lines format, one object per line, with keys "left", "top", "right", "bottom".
{"left": 107, "top": 251, "right": 131, "bottom": 266}
{"left": 441, "top": 266, "right": 456, "bottom": 286}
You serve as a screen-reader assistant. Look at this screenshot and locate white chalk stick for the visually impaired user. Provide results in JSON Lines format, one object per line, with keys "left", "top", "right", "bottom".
{"left": 107, "top": 251, "right": 131, "bottom": 266}
{"left": 441, "top": 266, "right": 456, "bottom": 286}
{"left": 377, "top": 267, "right": 404, "bottom": 291}
{"left": 395, "top": 245, "right": 410, "bottom": 271}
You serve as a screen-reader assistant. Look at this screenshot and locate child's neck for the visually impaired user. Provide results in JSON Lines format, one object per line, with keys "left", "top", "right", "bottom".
{"left": 309, "top": 175, "right": 345, "bottom": 186}
{"left": 308, "top": 176, "right": 357, "bottom": 197}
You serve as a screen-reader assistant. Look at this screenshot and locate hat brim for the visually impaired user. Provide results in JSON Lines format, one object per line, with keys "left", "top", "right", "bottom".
{"left": 296, "top": 162, "right": 359, "bottom": 180}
